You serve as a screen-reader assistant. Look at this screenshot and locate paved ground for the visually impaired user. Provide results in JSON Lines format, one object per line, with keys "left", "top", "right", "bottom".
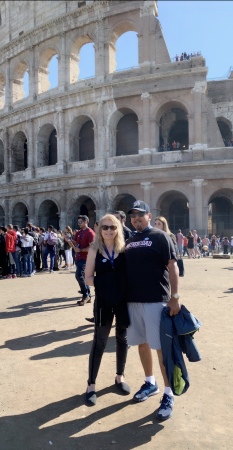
{"left": 1, "top": 256, "right": 233, "bottom": 450}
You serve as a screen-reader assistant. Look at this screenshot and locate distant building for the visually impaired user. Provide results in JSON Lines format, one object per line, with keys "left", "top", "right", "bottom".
{"left": 0, "top": 1, "right": 232, "bottom": 236}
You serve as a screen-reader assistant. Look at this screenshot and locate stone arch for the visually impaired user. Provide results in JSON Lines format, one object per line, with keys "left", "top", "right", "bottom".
{"left": 67, "top": 195, "right": 96, "bottom": 230}
{"left": 0, "top": 72, "right": 5, "bottom": 109}
{"left": 69, "top": 115, "right": 95, "bottom": 161}
{"left": 38, "top": 199, "right": 60, "bottom": 230}
{"left": 156, "top": 101, "right": 189, "bottom": 151}
{"left": 69, "top": 35, "right": 95, "bottom": 83}
{"left": 12, "top": 60, "right": 29, "bottom": 102}
{"left": 208, "top": 188, "right": 233, "bottom": 236}
{"left": 216, "top": 117, "right": 232, "bottom": 146}
{"left": 108, "top": 107, "right": 139, "bottom": 157}
{"left": 37, "top": 123, "right": 57, "bottom": 167}
{"left": 109, "top": 20, "right": 139, "bottom": 73}
{"left": 0, "top": 204, "right": 5, "bottom": 226}
{"left": 38, "top": 48, "right": 59, "bottom": 94}
{"left": 113, "top": 193, "right": 136, "bottom": 229}
{"left": 12, "top": 202, "right": 28, "bottom": 228}
{"left": 11, "top": 131, "right": 28, "bottom": 172}
{"left": 0, "top": 139, "right": 4, "bottom": 174}
{"left": 157, "top": 190, "right": 190, "bottom": 234}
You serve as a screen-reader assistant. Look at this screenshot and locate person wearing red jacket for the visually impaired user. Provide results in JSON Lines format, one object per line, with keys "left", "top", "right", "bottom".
{"left": 5, "top": 224, "right": 17, "bottom": 279}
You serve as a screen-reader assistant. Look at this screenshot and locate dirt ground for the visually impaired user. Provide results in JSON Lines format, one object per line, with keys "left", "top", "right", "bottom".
{"left": 1, "top": 256, "right": 233, "bottom": 450}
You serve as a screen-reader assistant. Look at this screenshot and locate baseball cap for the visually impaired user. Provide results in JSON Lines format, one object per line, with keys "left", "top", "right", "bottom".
{"left": 127, "top": 200, "right": 150, "bottom": 214}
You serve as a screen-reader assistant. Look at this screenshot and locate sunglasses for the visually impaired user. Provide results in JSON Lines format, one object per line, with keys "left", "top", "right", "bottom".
{"left": 101, "top": 225, "right": 117, "bottom": 231}
{"left": 78, "top": 221, "right": 84, "bottom": 224}
{"left": 130, "top": 211, "right": 146, "bottom": 218}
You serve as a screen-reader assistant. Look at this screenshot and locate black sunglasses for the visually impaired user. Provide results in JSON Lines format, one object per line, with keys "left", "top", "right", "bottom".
{"left": 130, "top": 211, "right": 146, "bottom": 218}
{"left": 101, "top": 225, "right": 117, "bottom": 231}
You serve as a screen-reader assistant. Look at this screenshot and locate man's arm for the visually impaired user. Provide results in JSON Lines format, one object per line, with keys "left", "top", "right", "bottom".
{"left": 167, "top": 259, "right": 180, "bottom": 316}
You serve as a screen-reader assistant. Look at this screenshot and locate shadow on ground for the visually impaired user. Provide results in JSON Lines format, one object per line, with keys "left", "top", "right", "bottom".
{"left": 0, "top": 393, "right": 163, "bottom": 450}
{"left": 0, "top": 297, "right": 78, "bottom": 319}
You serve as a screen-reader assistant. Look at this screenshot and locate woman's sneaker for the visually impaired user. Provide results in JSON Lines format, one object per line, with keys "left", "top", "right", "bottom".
{"left": 133, "top": 381, "right": 159, "bottom": 402}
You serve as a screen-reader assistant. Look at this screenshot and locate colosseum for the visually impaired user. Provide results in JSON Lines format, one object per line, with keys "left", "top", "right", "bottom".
{"left": 0, "top": 0, "right": 233, "bottom": 235}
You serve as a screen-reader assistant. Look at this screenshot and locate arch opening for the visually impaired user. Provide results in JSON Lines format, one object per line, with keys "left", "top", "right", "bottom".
{"left": 158, "top": 106, "right": 189, "bottom": 151}
{"left": 116, "top": 112, "right": 138, "bottom": 156}
{"left": 68, "top": 196, "right": 96, "bottom": 230}
{"left": 37, "top": 124, "right": 57, "bottom": 167}
{"left": 159, "top": 191, "right": 189, "bottom": 234}
{"left": 113, "top": 193, "right": 136, "bottom": 229}
{"left": 38, "top": 49, "right": 58, "bottom": 94}
{"left": 12, "top": 202, "right": 28, "bottom": 228}
{"left": 12, "top": 61, "right": 29, "bottom": 103}
{"left": 70, "top": 36, "right": 95, "bottom": 84}
{"left": 69, "top": 115, "right": 94, "bottom": 161}
{"left": 11, "top": 131, "right": 28, "bottom": 172}
{"left": 208, "top": 190, "right": 233, "bottom": 236}
{"left": 116, "top": 31, "right": 138, "bottom": 72}
{"left": 38, "top": 200, "right": 59, "bottom": 229}
{"left": 217, "top": 118, "right": 232, "bottom": 147}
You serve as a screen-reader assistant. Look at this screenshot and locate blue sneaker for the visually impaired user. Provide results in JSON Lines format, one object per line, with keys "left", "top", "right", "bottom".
{"left": 133, "top": 381, "right": 160, "bottom": 402}
{"left": 156, "top": 394, "right": 174, "bottom": 421}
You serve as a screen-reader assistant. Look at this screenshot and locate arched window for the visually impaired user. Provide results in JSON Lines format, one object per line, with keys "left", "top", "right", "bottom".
{"left": 116, "top": 113, "right": 138, "bottom": 156}
{"left": 23, "top": 71, "right": 29, "bottom": 98}
{"left": 48, "top": 55, "right": 58, "bottom": 89}
{"left": 38, "top": 49, "right": 58, "bottom": 94}
{"left": 37, "top": 124, "right": 57, "bottom": 167}
{"left": 12, "top": 61, "right": 29, "bottom": 102}
{"left": 116, "top": 31, "right": 138, "bottom": 71}
{"left": 79, "top": 43, "right": 95, "bottom": 79}
{"left": 11, "top": 131, "right": 28, "bottom": 172}
{"left": 79, "top": 120, "right": 94, "bottom": 161}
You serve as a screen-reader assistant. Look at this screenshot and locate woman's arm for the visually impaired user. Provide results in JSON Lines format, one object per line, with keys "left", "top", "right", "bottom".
{"left": 85, "top": 247, "right": 96, "bottom": 286}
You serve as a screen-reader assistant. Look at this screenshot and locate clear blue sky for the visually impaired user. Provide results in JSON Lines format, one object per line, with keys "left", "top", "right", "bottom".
{"left": 158, "top": 0, "right": 233, "bottom": 79}
{"left": 24, "top": 1, "right": 233, "bottom": 95}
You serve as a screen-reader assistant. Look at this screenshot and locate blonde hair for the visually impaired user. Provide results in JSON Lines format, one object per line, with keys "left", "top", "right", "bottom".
{"left": 154, "top": 216, "right": 172, "bottom": 234}
{"left": 92, "top": 214, "right": 125, "bottom": 253}
{"left": 65, "top": 226, "right": 73, "bottom": 234}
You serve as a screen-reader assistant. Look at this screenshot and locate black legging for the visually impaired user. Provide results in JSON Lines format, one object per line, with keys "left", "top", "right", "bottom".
{"left": 88, "top": 304, "right": 128, "bottom": 385}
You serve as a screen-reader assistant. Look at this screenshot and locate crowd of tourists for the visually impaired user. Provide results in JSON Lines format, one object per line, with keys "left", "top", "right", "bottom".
{"left": 176, "top": 230, "right": 233, "bottom": 258}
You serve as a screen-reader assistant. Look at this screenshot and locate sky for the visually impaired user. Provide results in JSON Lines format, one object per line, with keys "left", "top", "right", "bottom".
{"left": 24, "top": 1, "right": 233, "bottom": 95}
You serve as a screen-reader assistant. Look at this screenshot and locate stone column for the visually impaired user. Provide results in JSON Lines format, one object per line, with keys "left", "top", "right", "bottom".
{"left": 95, "top": 19, "right": 106, "bottom": 82}
{"left": 29, "top": 46, "right": 37, "bottom": 100}
{"left": 192, "top": 81, "right": 207, "bottom": 149}
{"left": 58, "top": 33, "right": 67, "bottom": 91}
{"left": 191, "top": 179, "right": 206, "bottom": 234}
{"left": 138, "top": 1, "right": 158, "bottom": 66}
{"left": 3, "top": 128, "right": 10, "bottom": 181}
{"left": 56, "top": 108, "right": 66, "bottom": 173}
{"left": 26, "top": 119, "right": 35, "bottom": 178}
{"left": 4, "top": 198, "right": 10, "bottom": 225}
{"left": 28, "top": 194, "right": 35, "bottom": 225}
{"left": 5, "top": 59, "right": 12, "bottom": 112}
{"left": 59, "top": 190, "right": 67, "bottom": 230}
{"left": 140, "top": 92, "right": 151, "bottom": 153}
{"left": 95, "top": 101, "right": 106, "bottom": 170}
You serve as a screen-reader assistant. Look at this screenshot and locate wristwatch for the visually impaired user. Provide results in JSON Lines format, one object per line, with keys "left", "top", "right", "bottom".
{"left": 171, "top": 293, "right": 180, "bottom": 300}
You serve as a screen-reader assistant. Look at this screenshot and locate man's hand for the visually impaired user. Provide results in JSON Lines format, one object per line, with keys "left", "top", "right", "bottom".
{"left": 166, "top": 297, "right": 181, "bottom": 316}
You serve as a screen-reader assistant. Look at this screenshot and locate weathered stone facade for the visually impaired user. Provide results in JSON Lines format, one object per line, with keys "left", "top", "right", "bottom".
{"left": 0, "top": 0, "right": 233, "bottom": 235}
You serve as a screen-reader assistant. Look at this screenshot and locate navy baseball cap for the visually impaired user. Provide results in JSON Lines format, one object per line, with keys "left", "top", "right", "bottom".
{"left": 127, "top": 200, "right": 150, "bottom": 214}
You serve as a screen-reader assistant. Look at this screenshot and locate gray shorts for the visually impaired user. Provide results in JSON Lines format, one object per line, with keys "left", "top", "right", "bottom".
{"left": 127, "top": 302, "right": 167, "bottom": 350}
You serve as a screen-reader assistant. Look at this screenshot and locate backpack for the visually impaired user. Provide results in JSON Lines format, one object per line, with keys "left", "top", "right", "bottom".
{"left": 47, "top": 231, "right": 58, "bottom": 246}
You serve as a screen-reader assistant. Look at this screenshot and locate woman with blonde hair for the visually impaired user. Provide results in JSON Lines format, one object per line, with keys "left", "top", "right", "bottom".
{"left": 154, "top": 216, "right": 178, "bottom": 250}
{"left": 84, "top": 214, "right": 130, "bottom": 405}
